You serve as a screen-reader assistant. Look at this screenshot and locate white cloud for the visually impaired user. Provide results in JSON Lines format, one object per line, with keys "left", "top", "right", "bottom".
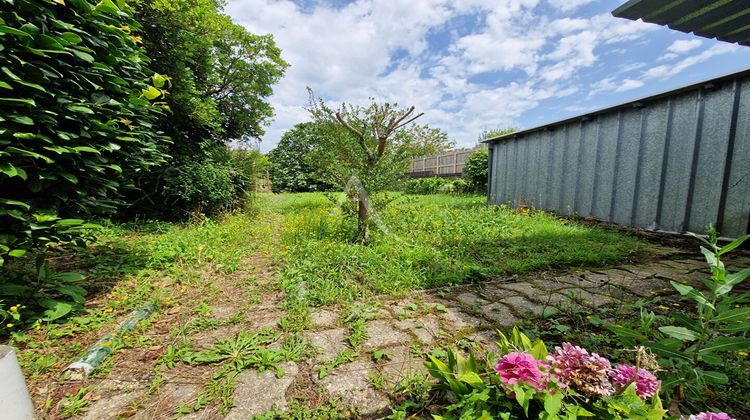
{"left": 224, "top": 0, "right": 662, "bottom": 150}
{"left": 547, "top": 0, "right": 595, "bottom": 12}
{"left": 666, "top": 39, "right": 702, "bottom": 54}
{"left": 643, "top": 43, "right": 739, "bottom": 80}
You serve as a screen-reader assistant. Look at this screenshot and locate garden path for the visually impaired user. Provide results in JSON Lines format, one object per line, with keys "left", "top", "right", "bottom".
{"left": 74, "top": 245, "right": 750, "bottom": 419}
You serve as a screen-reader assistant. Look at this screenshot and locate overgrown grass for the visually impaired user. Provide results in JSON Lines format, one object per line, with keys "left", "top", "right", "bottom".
{"left": 272, "top": 193, "right": 646, "bottom": 306}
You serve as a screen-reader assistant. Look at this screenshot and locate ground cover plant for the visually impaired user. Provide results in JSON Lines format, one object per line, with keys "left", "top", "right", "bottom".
{"left": 274, "top": 192, "right": 644, "bottom": 307}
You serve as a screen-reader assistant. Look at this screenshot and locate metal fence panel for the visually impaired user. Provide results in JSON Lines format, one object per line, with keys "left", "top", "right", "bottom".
{"left": 487, "top": 70, "right": 750, "bottom": 238}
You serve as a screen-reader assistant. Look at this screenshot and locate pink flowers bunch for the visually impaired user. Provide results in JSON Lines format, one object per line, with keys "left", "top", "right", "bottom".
{"left": 547, "top": 342, "right": 614, "bottom": 397}
{"left": 493, "top": 352, "right": 549, "bottom": 391}
{"left": 609, "top": 364, "right": 660, "bottom": 398}
{"left": 685, "top": 412, "right": 734, "bottom": 420}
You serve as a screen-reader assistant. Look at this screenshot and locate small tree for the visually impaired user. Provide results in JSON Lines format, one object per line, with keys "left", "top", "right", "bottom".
{"left": 308, "top": 90, "right": 452, "bottom": 241}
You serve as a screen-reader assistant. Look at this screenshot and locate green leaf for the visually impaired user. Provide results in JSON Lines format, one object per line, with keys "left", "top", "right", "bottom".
{"left": 0, "top": 98, "right": 36, "bottom": 106}
{"left": 670, "top": 281, "right": 714, "bottom": 310}
{"left": 658, "top": 326, "right": 698, "bottom": 341}
{"left": 543, "top": 391, "right": 563, "bottom": 415}
{"left": 0, "top": 81, "right": 12, "bottom": 89}
{"left": 716, "top": 269, "right": 750, "bottom": 296}
{"left": 700, "top": 337, "right": 750, "bottom": 354}
{"left": 60, "top": 32, "right": 83, "bottom": 44}
{"left": 0, "top": 25, "right": 33, "bottom": 38}
{"left": 712, "top": 307, "right": 750, "bottom": 324}
{"left": 141, "top": 86, "right": 162, "bottom": 100}
{"left": 530, "top": 339, "right": 548, "bottom": 360}
{"left": 647, "top": 341, "right": 690, "bottom": 361}
{"left": 9, "top": 115, "right": 33, "bottom": 125}
{"left": 718, "top": 234, "right": 749, "bottom": 256}
{"left": 457, "top": 372, "right": 484, "bottom": 387}
{"left": 7, "top": 249, "right": 26, "bottom": 257}
{"left": 70, "top": 49, "right": 95, "bottom": 63}
{"left": 72, "top": 146, "right": 100, "bottom": 154}
{"left": 702, "top": 371, "right": 728, "bottom": 384}
{"left": 41, "top": 300, "right": 74, "bottom": 321}
{"left": 67, "top": 105, "right": 94, "bottom": 114}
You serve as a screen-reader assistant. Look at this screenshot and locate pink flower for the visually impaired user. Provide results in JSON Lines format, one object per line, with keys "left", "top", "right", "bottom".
{"left": 609, "top": 364, "right": 660, "bottom": 398}
{"left": 685, "top": 412, "right": 734, "bottom": 420}
{"left": 548, "top": 342, "right": 613, "bottom": 396}
{"left": 493, "top": 352, "right": 547, "bottom": 390}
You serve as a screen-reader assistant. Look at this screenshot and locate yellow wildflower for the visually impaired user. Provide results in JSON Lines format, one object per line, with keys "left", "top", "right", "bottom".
{"left": 658, "top": 305, "right": 670, "bottom": 311}
{"left": 180, "top": 285, "right": 187, "bottom": 291}
{"left": 10, "top": 305, "right": 19, "bottom": 312}
{"left": 672, "top": 303, "right": 680, "bottom": 307}
{"left": 739, "top": 351, "right": 748, "bottom": 357}
{"left": 129, "top": 35, "right": 142, "bottom": 44}
{"left": 6, "top": 323, "right": 14, "bottom": 328}
{"left": 105, "top": 308, "right": 113, "bottom": 313}
{"left": 35, "top": 324, "right": 41, "bottom": 331}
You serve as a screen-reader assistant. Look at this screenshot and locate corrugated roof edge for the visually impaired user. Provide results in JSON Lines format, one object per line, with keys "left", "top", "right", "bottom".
{"left": 484, "top": 67, "right": 750, "bottom": 144}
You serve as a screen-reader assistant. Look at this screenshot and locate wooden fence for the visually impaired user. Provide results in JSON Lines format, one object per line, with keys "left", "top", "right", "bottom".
{"left": 407, "top": 146, "right": 483, "bottom": 177}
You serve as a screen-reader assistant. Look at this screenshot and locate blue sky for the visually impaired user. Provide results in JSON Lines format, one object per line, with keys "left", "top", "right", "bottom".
{"left": 226, "top": 0, "right": 750, "bottom": 151}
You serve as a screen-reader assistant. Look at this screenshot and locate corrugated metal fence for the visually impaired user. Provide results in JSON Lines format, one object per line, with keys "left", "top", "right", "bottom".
{"left": 487, "top": 69, "right": 750, "bottom": 238}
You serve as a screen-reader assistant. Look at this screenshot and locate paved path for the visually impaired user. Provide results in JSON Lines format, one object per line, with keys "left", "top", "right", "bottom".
{"left": 79, "top": 249, "right": 750, "bottom": 419}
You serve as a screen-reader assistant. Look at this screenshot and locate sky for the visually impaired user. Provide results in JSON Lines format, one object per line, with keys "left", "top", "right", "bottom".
{"left": 225, "top": 0, "right": 750, "bottom": 152}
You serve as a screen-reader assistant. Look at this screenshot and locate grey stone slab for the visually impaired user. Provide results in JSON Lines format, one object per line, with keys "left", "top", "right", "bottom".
{"left": 321, "top": 360, "right": 389, "bottom": 417}
{"left": 363, "top": 320, "right": 411, "bottom": 350}
{"left": 454, "top": 292, "right": 489, "bottom": 307}
{"left": 303, "top": 328, "right": 347, "bottom": 362}
{"left": 479, "top": 302, "right": 521, "bottom": 326}
{"left": 226, "top": 362, "right": 298, "bottom": 419}
{"left": 310, "top": 308, "right": 340, "bottom": 329}
{"left": 437, "top": 305, "right": 483, "bottom": 332}
{"left": 394, "top": 315, "right": 441, "bottom": 345}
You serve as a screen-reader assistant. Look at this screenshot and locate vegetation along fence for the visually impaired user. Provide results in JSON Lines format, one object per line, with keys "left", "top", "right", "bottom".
{"left": 486, "top": 68, "right": 750, "bottom": 238}
{"left": 408, "top": 146, "right": 482, "bottom": 177}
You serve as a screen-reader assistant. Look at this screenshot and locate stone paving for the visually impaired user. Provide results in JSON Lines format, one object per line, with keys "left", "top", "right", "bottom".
{"left": 79, "top": 250, "right": 750, "bottom": 419}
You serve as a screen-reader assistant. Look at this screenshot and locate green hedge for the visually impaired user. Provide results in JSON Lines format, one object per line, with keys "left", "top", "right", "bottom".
{"left": 0, "top": 0, "right": 168, "bottom": 264}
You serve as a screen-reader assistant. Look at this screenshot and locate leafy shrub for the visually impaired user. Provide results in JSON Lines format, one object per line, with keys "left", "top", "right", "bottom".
{"left": 163, "top": 160, "right": 243, "bottom": 217}
{"left": 604, "top": 228, "right": 750, "bottom": 410}
{"left": 463, "top": 148, "right": 488, "bottom": 192}
{"left": 404, "top": 177, "right": 471, "bottom": 195}
{"left": 0, "top": 0, "right": 169, "bottom": 264}
{"left": 425, "top": 328, "right": 677, "bottom": 419}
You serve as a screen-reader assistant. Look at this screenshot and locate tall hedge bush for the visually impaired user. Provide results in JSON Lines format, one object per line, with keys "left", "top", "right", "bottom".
{"left": 0, "top": 0, "right": 169, "bottom": 264}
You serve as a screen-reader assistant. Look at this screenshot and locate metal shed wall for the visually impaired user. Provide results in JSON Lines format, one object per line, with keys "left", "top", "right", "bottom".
{"left": 487, "top": 70, "right": 750, "bottom": 237}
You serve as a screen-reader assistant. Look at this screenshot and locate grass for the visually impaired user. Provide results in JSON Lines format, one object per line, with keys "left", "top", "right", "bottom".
{"left": 3, "top": 191, "right": 648, "bottom": 417}
{"left": 272, "top": 192, "right": 645, "bottom": 306}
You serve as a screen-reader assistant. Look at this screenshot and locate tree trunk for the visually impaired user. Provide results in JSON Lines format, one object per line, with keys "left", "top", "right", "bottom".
{"left": 357, "top": 198, "right": 369, "bottom": 242}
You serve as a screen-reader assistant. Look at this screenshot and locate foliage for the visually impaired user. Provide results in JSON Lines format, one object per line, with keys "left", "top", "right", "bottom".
{"left": 425, "top": 328, "right": 668, "bottom": 419}
{"left": 230, "top": 147, "right": 269, "bottom": 193}
{"left": 127, "top": 0, "right": 287, "bottom": 217}
{"left": 0, "top": 0, "right": 170, "bottom": 265}
{"left": 463, "top": 148, "right": 489, "bottom": 192}
{"left": 162, "top": 159, "right": 241, "bottom": 217}
{"left": 273, "top": 193, "right": 642, "bottom": 307}
{"left": 307, "top": 92, "right": 453, "bottom": 239}
{"left": 463, "top": 128, "right": 516, "bottom": 193}
{"left": 605, "top": 228, "right": 750, "bottom": 410}
{"left": 269, "top": 122, "right": 331, "bottom": 193}
{"left": 404, "top": 177, "right": 471, "bottom": 195}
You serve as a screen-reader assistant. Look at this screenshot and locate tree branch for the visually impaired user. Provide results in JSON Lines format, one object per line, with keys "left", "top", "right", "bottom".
{"left": 336, "top": 112, "right": 375, "bottom": 162}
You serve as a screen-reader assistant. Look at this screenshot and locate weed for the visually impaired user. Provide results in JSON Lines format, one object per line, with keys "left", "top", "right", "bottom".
{"left": 316, "top": 348, "right": 357, "bottom": 379}
{"left": 185, "top": 328, "right": 286, "bottom": 377}
{"left": 58, "top": 386, "right": 90, "bottom": 418}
